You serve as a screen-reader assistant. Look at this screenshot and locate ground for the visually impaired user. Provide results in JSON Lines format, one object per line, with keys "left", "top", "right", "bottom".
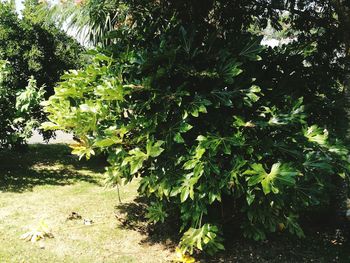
{"left": 0, "top": 144, "right": 350, "bottom": 262}
{"left": 0, "top": 144, "right": 173, "bottom": 263}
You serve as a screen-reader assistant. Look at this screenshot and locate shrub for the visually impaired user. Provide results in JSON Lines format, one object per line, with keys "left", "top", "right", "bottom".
{"left": 44, "top": 48, "right": 349, "bottom": 255}
{"left": 0, "top": 60, "right": 45, "bottom": 148}
{"left": 43, "top": 0, "right": 350, "bottom": 255}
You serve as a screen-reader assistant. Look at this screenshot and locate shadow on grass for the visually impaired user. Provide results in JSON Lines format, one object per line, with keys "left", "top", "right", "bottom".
{"left": 115, "top": 196, "right": 350, "bottom": 262}
{"left": 0, "top": 168, "right": 100, "bottom": 192}
{"left": 0, "top": 144, "right": 106, "bottom": 192}
{"left": 115, "top": 196, "right": 179, "bottom": 249}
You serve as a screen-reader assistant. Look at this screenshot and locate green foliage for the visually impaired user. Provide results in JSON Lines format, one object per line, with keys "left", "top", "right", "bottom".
{"left": 14, "top": 76, "right": 46, "bottom": 142}
{"left": 37, "top": 0, "right": 120, "bottom": 47}
{"left": 44, "top": 52, "right": 349, "bottom": 254}
{"left": 0, "top": 1, "right": 83, "bottom": 93}
{"left": 43, "top": 0, "right": 350, "bottom": 255}
{"left": 0, "top": 60, "right": 45, "bottom": 147}
{"left": 0, "top": 0, "right": 83, "bottom": 147}
{"left": 180, "top": 224, "right": 224, "bottom": 255}
{"left": 146, "top": 201, "right": 168, "bottom": 224}
{"left": 0, "top": 60, "right": 14, "bottom": 147}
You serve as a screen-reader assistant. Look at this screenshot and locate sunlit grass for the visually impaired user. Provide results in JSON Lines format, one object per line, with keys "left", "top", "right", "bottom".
{"left": 0, "top": 144, "right": 173, "bottom": 263}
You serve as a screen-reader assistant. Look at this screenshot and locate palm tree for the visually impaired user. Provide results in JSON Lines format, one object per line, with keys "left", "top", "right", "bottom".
{"left": 37, "top": 0, "right": 121, "bottom": 47}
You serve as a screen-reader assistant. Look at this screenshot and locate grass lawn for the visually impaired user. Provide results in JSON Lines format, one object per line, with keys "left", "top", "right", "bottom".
{"left": 1, "top": 144, "right": 350, "bottom": 262}
{"left": 0, "top": 144, "right": 174, "bottom": 263}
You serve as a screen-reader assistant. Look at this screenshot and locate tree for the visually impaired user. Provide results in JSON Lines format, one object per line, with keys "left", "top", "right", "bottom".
{"left": 44, "top": 0, "right": 350, "bottom": 255}
{"left": 0, "top": 0, "right": 83, "bottom": 148}
{"left": 262, "top": 0, "right": 350, "bottom": 221}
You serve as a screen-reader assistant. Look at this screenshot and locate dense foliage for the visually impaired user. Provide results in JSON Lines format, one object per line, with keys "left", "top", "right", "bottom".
{"left": 43, "top": 0, "right": 350, "bottom": 255}
{"left": 0, "top": 0, "right": 83, "bottom": 148}
{"left": 0, "top": 60, "right": 44, "bottom": 147}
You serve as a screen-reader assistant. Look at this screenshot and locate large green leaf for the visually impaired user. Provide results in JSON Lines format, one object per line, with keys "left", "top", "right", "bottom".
{"left": 246, "top": 163, "right": 298, "bottom": 195}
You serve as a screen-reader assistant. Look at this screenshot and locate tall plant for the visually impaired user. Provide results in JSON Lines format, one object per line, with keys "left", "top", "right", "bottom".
{"left": 44, "top": 0, "right": 349, "bottom": 255}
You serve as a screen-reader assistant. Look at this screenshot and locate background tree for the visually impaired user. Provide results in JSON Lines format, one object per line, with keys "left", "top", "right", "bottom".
{"left": 0, "top": 0, "right": 83, "bottom": 148}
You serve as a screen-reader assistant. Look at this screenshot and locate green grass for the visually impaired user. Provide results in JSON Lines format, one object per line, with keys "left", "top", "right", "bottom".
{"left": 0, "top": 144, "right": 173, "bottom": 263}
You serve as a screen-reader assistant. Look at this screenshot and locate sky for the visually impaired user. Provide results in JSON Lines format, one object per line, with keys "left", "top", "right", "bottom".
{"left": 15, "top": 0, "right": 24, "bottom": 13}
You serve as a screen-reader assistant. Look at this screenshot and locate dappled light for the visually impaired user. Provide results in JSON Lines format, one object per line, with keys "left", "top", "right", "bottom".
{"left": 0, "top": 144, "right": 104, "bottom": 192}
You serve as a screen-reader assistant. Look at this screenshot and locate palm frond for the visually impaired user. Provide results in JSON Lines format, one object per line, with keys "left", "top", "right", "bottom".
{"left": 36, "top": 0, "right": 120, "bottom": 47}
